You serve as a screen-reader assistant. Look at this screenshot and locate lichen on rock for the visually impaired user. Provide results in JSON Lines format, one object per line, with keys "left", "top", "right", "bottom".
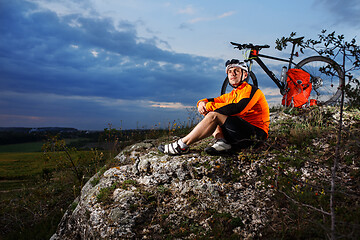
{"left": 51, "top": 138, "right": 274, "bottom": 239}
{"left": 50, "top": 107, "right": 360, "bottom": 239}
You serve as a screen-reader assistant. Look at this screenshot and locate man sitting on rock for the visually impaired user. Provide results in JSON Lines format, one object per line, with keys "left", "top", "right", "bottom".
{"left": 158, "top": 59, "right": 270, "bottom": 155}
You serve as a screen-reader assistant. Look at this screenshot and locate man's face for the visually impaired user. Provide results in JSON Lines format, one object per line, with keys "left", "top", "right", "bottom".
{"left": 227, "top": 67, "right": 248, "bottom": 86}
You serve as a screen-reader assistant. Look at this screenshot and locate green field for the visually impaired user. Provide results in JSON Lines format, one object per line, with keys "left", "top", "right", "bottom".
{"left": 0, "top": 152, "right": 49, "bottom": 179}
{"left": 0, "top": 138, "right": 92, "bottom": 153}
{"left": 0, "top": 142, "right": 54, "bottom": 195}
{"left": 0, "top": 139, "right": 106, "bottom": 239}
{"left": 0, "top": 141, "right": 44, "bottom": 153}
{"left": 0, "top": 130, "right": 177, "bottom": 239}
{"left": 0, "top": 138, "right": 95, "bottom": 179}
{"left": 0, "top": 141, "right": 64, "bottom": 186}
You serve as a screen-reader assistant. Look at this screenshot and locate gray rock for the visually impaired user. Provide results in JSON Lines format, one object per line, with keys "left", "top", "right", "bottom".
{"left": 51, "top": 140, "right": 274, "bottom": 239}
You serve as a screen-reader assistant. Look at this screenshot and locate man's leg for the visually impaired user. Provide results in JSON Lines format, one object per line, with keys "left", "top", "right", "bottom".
{"left": 182, "top": 112, "right": 227, "bottom": 145}
{"left": 158, "top": 112, "right": 227, "bottom": 155}
{"left": 212, "top": 126, "right": 225, "bottom": 140}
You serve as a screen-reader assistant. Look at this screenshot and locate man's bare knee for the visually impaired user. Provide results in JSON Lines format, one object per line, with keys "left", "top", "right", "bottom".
{"left": 205, "top": 112, "right": 226, "bottom": 124}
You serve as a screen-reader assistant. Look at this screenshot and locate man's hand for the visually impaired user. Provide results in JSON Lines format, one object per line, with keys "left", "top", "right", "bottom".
{"left": 198, "top": 101, "right": 208, "bottom": 116}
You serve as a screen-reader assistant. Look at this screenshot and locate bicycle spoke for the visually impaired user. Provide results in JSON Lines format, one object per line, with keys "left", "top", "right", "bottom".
{"left": 296, "top": 56, "right": 344, "bottom": 105}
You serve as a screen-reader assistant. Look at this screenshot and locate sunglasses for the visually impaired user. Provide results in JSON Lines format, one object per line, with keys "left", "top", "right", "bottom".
{"left": 225, "top": 59, "right": 241, "bottom": 67}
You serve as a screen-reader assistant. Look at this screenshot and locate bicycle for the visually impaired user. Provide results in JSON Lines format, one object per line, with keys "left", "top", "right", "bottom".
{"left": 221, "top": 37, "right": 345, "bottom": 105}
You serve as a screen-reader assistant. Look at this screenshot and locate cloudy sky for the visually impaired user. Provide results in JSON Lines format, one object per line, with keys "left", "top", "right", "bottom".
{"left": 1, "top": 0, "right": 359, "bottom": 130}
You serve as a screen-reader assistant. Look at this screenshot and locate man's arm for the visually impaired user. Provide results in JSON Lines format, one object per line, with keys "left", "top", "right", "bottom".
{"left": 214, "top": 98, "right": 251, "bottom": 116}
{"left": 214, "top": 86, "right": 258, "bottom": 116}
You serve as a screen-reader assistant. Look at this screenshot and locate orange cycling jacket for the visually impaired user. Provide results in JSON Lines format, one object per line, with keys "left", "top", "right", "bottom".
{"left": 197, "top": 82, "right": 270, "bottom": 137}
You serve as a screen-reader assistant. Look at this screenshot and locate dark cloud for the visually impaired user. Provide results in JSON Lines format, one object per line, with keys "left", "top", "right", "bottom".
{"left": 0, "top": 0, "right": 224, "bottom": 103}
{"left": 0, "top": 0, "right": 227, "bottom": 129}
{"left": 316, "top": 0, "right": 360, "bottom": 28}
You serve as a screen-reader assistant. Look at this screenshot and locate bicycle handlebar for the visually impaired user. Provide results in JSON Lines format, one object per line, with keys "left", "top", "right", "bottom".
{"left": 230, "top": 42, "right": 270, "bottom": 50}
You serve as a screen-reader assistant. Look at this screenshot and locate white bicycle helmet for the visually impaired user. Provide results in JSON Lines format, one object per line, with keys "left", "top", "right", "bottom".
{"left": 225, "top": 59, "right": 248, "bottom": 73}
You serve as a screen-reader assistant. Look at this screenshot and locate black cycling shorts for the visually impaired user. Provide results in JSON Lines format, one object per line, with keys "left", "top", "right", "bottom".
{"left": 220, "top": 116, "right": 267, "bottom": 149}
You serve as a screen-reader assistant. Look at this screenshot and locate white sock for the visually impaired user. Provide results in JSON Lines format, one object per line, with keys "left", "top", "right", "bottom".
{"left": 178, "top": 139, "right": 188, "bottom": 149}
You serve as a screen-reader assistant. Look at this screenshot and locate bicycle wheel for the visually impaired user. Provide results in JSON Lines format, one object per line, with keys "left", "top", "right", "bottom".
{"left": 295, "top": 56, "right": 344, "bottom": 105}
{"left": 221, "top": 71, "right": 258, "bottom": 95}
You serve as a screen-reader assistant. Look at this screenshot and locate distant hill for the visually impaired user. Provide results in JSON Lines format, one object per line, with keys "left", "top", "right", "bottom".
{"left": 0, "top": 127, "right": 32, "bottom": 133}
{"left": 0, "top": 127, "right": 80, "bottom": 145}
{"left": 0, "top": 127, "right": 78, "bottom": 133}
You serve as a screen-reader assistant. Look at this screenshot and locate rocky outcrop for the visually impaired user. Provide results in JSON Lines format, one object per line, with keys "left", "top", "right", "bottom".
{"left": 50, "top": 139, "right": 274, "bottom": 239}
{"left": 50, "top": 107, "right": 360, "bottom": 239}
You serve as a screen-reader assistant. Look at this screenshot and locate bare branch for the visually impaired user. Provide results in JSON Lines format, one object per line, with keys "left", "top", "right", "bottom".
{"left": 278, "top": 189, "right": 331, "bottom": 216}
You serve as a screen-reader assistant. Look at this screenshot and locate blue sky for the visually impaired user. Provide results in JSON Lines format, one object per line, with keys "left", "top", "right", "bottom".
{"left": 1, "top": 0, "right": 359, "bottom": 130}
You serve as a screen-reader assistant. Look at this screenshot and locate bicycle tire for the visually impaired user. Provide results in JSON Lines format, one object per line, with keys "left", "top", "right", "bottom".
{"left": 221, "top": 71, "right": 258, "bottom": 95}
{"left": 295, "top": 56, "right": 344, "bottom": 105}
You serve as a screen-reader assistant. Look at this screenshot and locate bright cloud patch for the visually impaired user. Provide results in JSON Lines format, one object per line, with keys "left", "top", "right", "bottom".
{"left": 149, "top": 101, "right": 193, "bottom": 109}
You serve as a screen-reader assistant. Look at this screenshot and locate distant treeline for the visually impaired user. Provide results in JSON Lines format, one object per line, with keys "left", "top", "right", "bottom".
{"left": 0, "top": 127, "right": 171, "bottom": 145}
{"left": 0, "top": 127, "right": 78, "bottom": 133}
{"left": 0, "top": 126, "right": 188, "bottom": 146}
{"left": 0, "top": 127, "right": 96, "bottom": 145}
